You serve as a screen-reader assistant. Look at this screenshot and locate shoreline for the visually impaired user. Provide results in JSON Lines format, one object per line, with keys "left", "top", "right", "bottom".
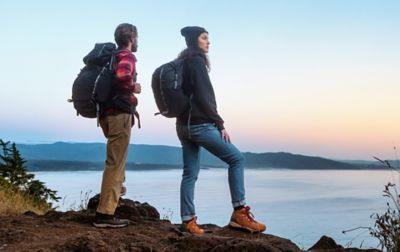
{"left": 27, "top": 159, "right": 391, "bottom": 172}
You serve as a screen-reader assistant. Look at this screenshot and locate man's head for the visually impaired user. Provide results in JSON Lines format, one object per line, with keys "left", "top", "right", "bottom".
{"left": 114, "top": 23, "right": 138, "bottom": 52}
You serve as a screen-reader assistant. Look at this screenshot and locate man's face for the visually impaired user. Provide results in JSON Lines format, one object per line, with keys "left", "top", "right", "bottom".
{"left": 131, "top": 35, "right": 138, "bottom": 52}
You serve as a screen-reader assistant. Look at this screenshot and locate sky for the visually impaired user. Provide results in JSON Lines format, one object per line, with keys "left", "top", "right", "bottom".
{"left": 0, "top": 0, "right": 399, "bottom": 160}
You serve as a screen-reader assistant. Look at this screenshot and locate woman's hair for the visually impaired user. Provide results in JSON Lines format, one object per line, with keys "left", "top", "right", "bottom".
{"left": 114, "top": 23, "right": 137, "bottom": 48}
{"left": 177, "top": 48, "right": 210, "bottom": 70}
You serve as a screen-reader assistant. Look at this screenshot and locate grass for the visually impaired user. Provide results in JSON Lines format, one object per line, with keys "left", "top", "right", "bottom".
{"left": 0, "top": 177, "right": 51, "bottom": 216}
{"left": 370, "top": 156, "right": 400, "bottom": 251}
{"left": 65, "top": 190, "right": 92, "bottom": 211}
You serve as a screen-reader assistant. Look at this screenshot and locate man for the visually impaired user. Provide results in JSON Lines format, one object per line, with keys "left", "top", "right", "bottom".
{"left": 93, "top": 23, "right": 141, "bottom": 228}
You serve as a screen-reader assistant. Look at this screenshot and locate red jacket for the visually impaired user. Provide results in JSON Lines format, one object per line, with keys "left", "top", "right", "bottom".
{"left": 103, "top": 51, "right": 138, "bottom": 115}
{"left": 112, "top": 51, "right": 138, "bottom": 106}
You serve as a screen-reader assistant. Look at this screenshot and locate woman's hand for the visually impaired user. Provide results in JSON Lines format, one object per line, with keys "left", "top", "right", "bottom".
{"left": 220, "top": 129, "right": 231, "bottom": 143}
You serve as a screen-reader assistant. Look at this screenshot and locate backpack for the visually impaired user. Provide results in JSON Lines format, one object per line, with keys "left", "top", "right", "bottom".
{"left": 151, "top": 59, "right": 190, "bottom": 118}
{"left": 69, "top": 43, "right": 125, "bottom": 120}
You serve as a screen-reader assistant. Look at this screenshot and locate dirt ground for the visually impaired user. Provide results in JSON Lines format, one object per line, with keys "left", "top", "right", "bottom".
{"left": 0, "top": 210, "right": 304, "bottom": 252}
{"left": 0, "top": 193, "right": 383, "bottom": 252}
{"left": 0, "top": 210, "right": 383, "bottom": 252}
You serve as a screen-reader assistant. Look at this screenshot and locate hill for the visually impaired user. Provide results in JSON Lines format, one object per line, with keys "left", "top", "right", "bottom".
{"left": 18, "top": 142, "right": 223, "bottom": 166}
{"left": 17, "top": 142, "right": 359, "bottom": 170}
{"left": 243, "top": 152, "right": 356, "bottom": 169}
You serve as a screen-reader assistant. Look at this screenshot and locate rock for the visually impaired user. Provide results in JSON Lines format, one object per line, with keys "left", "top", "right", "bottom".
{"left": 308, "top": 235, "right": 344, "bottom": 250}
{"left": 23, "top": 211, "right": 39, "bottom": 217}
{"left": 213, "top": 226, "right": 301, "bottom": 252}
{"left": 0, "top": 198, "right": 381, "bottom": 252}
{"left": 87, "top": 194, "right": 160, "bottom": 220}
{"left": 308, "top": 236, "right": 382, "bottom": 252}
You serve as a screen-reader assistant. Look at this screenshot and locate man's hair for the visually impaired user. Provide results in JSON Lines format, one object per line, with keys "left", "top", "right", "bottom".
{"left": 114, "top": 23, "right": 137, "bottom": 48}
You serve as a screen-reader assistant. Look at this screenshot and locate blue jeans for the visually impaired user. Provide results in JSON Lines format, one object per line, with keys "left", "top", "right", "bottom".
{"left": 176, "top": 123, "right": 246, "bottom": 221}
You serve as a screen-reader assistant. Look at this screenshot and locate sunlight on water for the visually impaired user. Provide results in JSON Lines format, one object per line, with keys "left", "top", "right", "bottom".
{"left": 33, "top": 169, "right": 399, "bottom": 249}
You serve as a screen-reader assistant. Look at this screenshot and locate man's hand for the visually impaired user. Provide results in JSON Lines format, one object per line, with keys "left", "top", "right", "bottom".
{"left": 133, "top": 83, "right": 141, "bottom": 94}
{"left": 221, "top": 129, "right": 231, "bottom": 143}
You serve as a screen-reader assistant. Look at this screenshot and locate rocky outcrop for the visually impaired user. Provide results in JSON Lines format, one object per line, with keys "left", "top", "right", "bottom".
{"left": 0, "top": 197, "right": 382, "bottom": 252}
{"left": 87, "top": 194, "right": 160, "bottom": 220}
{"left": 308, "top": 236, "right": 381, "bottom": 252}
{"left": 0, "top": 211, "right": 302, "bottom": 252}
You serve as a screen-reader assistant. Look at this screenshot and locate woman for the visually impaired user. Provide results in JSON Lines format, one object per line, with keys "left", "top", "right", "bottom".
{"left": 176, "top": 26, "right": 266, "bottom": 235}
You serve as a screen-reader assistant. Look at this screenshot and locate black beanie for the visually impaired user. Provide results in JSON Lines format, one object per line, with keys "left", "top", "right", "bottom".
{"left": 181, "top": 26, "right": 208, "bottom": 49}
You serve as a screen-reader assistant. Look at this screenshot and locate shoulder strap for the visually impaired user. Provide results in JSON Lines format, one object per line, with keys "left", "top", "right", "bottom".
{"left": 109, "top": 49, "right": 131, "bottom": 70}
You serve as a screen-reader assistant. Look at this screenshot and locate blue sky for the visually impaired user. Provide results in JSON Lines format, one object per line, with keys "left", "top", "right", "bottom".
{"left": 0, "top": 0, "right": 399, "bottom": 159}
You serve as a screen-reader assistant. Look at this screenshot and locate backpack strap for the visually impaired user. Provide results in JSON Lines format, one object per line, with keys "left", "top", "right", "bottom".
{"left": 181, "top": 58, "right": 193, "bottom": 139}
{"left": 96, "top": 103, "right": 100, "bottom": 127}
{"left": 187, "top": 94, "right": 193, "bottom": 139}
{"left": 133, "top": 111, "right": 141, "bottom": 129}
{"left": 109, "top": 49, "right": 131, "bottom": 70}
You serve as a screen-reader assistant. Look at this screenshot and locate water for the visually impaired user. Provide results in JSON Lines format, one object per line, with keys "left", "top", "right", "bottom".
{"left": 33, "top": 168, "right": 399, "bottom": 249}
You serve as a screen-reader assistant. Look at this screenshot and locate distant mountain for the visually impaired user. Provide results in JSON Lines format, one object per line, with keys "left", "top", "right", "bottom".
{"left": 243, "top": 152, "right": 355, "bottom": 169}
{"left": 17, "top": 142, "right": 360, "bottom": 170}
{"left": 26, "top": 160, "right": 181, "bottom": 172}
{"left": 17, "top": 142, "right": 223, "bottom": 166}
{"left": 337, "top": 159, "right": 395, "bottom": 169}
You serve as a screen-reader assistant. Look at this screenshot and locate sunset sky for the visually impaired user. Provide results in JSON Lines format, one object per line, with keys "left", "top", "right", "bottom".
{"left": 0, "top": 0, "right": 399, "bottom": 160}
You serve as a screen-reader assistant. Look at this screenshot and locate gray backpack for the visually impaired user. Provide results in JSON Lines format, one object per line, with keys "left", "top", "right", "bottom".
{"left": 151, "top": 59, "right": 190, "bottom": 118}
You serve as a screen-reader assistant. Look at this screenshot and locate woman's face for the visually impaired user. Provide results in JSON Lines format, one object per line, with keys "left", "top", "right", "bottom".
{"left": 198, "top": 32, "right": 210, "bottom": 53}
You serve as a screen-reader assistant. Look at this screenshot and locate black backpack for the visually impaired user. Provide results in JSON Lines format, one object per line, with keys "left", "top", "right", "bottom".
{"left": 69, "top": 43, "right": 126, "bottom": 120}
{"left": 151, "top": 59, "right": 190, "bottom": 118}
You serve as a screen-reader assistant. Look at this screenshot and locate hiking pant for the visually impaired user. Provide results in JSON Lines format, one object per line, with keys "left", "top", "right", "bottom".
{"left": 97, "top": 113, "right": 132, "bottom": 215}
{"left": 176, "top": 123, "right": 246, "bottom": 221}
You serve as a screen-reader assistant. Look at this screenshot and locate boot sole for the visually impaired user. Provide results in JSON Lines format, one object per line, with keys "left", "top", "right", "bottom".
{"left": 93, "top": 222, "right": 128, "bottom": 228}
{"left": 229, "top": 221, "right": 266, "bottom": 233}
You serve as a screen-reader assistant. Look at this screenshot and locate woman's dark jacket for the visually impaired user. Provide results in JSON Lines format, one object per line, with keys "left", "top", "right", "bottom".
{"left": 176, "top": 53, "right": 225, "bottom": 130}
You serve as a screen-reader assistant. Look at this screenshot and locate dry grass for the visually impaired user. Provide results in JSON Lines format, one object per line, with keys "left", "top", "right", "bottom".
{"left": 0, "top": 180, "right": 50, "bottom": 216}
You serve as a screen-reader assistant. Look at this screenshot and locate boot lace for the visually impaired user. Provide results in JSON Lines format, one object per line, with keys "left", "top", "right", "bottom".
{"left": 244, "top": 206, "right": 257, "bottom": 223}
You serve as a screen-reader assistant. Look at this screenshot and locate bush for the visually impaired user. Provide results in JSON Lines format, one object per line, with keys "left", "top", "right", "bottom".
{"left": 0, "top": 139, "right": 60, "bottom": 212}
{"left": 0, "top": 176, "right": 51, "bottom": 215}
{"left": 370, "top": 157, "right": 400, "bottom": 252}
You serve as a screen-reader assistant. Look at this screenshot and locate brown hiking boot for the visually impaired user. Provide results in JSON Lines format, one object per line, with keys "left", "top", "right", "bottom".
{"left": 229, "top": 206, "right": 266, "bottom": 233}
{"left": 181, "top": 217, "right": 205, "bottom": 235}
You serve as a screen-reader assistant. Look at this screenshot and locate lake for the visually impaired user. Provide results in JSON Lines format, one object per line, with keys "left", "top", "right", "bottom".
{"left": 33, "top": 168, "right": 399, "bottom": 249}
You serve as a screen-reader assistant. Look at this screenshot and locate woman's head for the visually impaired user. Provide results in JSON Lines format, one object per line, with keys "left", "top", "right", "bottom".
{"left": 181, "top": 26, "right": 209, "bottom": 53}
{"left": 178, "top": 26, "right": 210, "bottom": 69}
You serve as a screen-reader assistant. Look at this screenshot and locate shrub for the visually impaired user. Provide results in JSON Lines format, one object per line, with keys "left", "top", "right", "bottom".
{"left": 0, "top": 139, "right": 60, "bottom": 213}
{"left": 0, "top": 176, "right": 51, "bottom": 215}
{"left": 370, "top": 157, "right": 400, "bottom": 252}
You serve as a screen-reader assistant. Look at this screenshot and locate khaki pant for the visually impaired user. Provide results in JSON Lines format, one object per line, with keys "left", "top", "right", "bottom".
{"left": 97, "top": 113, "right": 132, "bottom": 215}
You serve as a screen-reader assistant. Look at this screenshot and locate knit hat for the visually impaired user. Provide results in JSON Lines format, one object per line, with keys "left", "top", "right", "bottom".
{"left": 181, "top": 26, "right": 208, "bottom": 49}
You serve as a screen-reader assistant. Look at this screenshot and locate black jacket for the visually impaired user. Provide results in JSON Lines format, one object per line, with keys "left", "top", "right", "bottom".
{"left": 176, "top": 54, "right": 224, "bottom": 130}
